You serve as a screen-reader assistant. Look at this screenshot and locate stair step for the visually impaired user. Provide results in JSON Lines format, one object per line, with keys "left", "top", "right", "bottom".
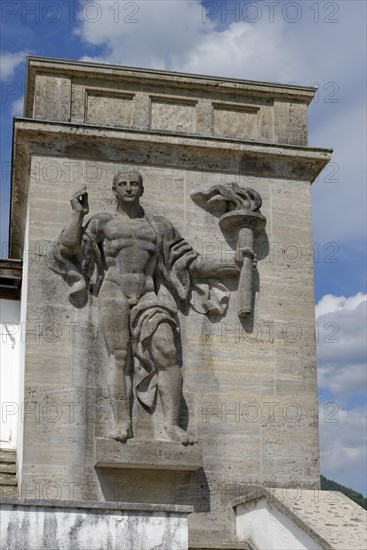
{"left": 0, "top": 480, "right": 17, "bottom": 487}
{"left": 0, "top": 450, "right": 18, "bottom": 497}
{"left": 0, "top": 485, "right": 18, "bottom": 497}
{"left": 0, "top": 462, "right": 16, "bottom": 473}
{"left": 0, "top": 474, "right": 17, "bottom": 485}
{"left": 0, "top": 450, "right": 16, "bottom": 463}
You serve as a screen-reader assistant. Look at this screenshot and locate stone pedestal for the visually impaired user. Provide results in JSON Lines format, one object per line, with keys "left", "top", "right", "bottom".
{"left": 95, "top": 438, "right": 203, "bottom": 471}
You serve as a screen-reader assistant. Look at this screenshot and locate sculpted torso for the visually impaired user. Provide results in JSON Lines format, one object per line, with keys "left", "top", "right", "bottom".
{"left": 92, "top": 214, "right": 158, "bottom": 301}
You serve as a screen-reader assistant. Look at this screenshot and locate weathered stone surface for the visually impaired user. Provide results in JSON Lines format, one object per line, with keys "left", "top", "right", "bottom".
{"left": 213, "top": 103, "right": 259, "bottom": 140}
{"left": 274, "top": 100, "right": 309, "bottom": 145}
{"left": 86, "top": 91, "right": 134, "bottom": 128}
{"left": 0, "top": 498, "right": 191, "bottom": 550}
{"left": 151, "top": 98, "right": 197, "bottom": 133}
{"left": 26, "top": 57, "right": 316, "bottom": 147}
{"left": 34, "top": 73, "right": 71, "bottom": 122}
{"left": 234, "top": 488, "right": 367, "bottom": 550}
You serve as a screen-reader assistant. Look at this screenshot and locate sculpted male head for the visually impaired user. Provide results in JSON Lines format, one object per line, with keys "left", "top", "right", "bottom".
{"left": 112, "top": 167, "right": 144, "bottom": 205}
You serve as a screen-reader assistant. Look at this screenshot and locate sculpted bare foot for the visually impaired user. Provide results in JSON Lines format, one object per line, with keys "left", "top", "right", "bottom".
{"left": 164, "top": 423, "right": 196, "bottom": 446}
{"left": 107, "top": 424, "right": 133, "bottom": 443}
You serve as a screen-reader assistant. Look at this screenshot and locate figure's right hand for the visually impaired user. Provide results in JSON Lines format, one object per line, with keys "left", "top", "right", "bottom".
{"left": 70, "top": 186, "right": 89, "bottom": 215}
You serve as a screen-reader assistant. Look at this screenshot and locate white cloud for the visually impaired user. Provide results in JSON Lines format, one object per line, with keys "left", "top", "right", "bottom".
{"left": 316, "top": 293, "right": 366, "bottom": 493}
{"left": 320, "top": 405, "right": 367, "bottom": 494}
{"left": 11, "top": 97, "right": 24, "bottom": 117}
{"left": 316, "top": 292, "right": 367, "bottom": 318}
{"left": 74, "top": 1, "right": 366, "bottom": 246}
{"left": 76, "top": 0, "right": 215, "bottom": 69}
{"left": 316, "top": 293, "right": 367, "bottom": 397}
{"left": 0, "top": 52, "right": 26, "bottom": 81}
{"left": 318, "top": 364, "right": 366, "bottom": 397}
{"left": 74, "top": 1, "right": 317, "bottom": 83}
{"left": 181, "top": 19, "right": 303, "bottom": 82}
{"left": 75, "top": 1, "right": 365, "bottom": 85}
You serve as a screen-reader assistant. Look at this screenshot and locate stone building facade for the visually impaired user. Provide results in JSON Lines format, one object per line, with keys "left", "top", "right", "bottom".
{"left": 3, "top": 57, "right": 364, "bottom": 550}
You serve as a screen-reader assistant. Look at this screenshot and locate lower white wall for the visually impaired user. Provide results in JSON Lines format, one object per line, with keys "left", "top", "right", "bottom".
{"left": 236, "top": 499, "right": 322, "bottom": 550}
{"left": 0, "top": 500, "right": 189, "bottom": 550}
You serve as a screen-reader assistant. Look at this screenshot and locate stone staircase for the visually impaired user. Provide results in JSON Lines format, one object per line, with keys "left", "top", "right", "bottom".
{"left": 0, "top": 449, "right": 17, "bottom": 497}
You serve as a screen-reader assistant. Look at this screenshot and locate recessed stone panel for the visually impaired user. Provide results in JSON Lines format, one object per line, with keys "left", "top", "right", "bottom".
{"left": 151, "top": 98, "right": 196, "bottom": 133}
{"left": 213, "top": 103, "right": 259, "bottom": 140}
{"left": 85, "top": 90, "right": 134, "bottom": 128}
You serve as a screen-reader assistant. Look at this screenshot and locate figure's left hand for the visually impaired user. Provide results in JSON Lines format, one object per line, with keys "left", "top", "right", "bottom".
{"left": 235, "top": 247, "right": 257, "bottom": 269}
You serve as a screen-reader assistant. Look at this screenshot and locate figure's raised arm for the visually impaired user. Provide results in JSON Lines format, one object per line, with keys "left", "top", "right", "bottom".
{"left": 59, "top": 186, "right": 89, "bottom": 259}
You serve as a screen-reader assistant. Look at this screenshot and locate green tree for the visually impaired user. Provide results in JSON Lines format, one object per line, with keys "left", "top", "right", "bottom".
{"left": 321, "top": 475, "right": 367, "bottom": 510}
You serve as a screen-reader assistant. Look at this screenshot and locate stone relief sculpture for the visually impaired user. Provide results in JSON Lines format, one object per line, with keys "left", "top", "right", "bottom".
{"left": 191, "top": 183, "right": 266, "bottom": 318}
{"left": 48, "top": 167, "right": 265, "bottom": 446}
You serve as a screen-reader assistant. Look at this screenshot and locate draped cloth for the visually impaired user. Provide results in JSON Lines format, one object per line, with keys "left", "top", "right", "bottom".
{"left": 48, "top": 213, "right": 229, "bottom": 410}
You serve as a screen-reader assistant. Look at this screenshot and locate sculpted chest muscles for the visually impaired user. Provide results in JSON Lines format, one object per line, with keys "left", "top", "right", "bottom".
{"left": 93, "top": 215, "right": 158, "bottom": 295}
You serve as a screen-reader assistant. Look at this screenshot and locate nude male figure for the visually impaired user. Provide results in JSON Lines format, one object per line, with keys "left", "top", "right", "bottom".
{"left": 57, "top": 168, "right": 239, "bottom": 445}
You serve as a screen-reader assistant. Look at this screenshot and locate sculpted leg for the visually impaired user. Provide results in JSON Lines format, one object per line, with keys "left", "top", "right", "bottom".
{"left": 151, "top": 323, "right": 195, "bottom": 446}
{"left": 99, "top": 280, "right": 133, "bottom": 443}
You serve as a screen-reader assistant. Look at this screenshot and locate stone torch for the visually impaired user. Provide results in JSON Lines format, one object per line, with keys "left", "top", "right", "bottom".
{"left": 190, "top": 183, "right": 266, "bottom": 319}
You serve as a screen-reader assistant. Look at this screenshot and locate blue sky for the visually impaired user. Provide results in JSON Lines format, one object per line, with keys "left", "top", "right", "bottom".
{"left": 1, "top": 0, "right": 366, "bottom": 495}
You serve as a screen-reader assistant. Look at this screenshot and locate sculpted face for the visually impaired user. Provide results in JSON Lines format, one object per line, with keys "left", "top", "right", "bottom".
{"left": 113, "top": 169, "right": 144, "bottom": 206}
